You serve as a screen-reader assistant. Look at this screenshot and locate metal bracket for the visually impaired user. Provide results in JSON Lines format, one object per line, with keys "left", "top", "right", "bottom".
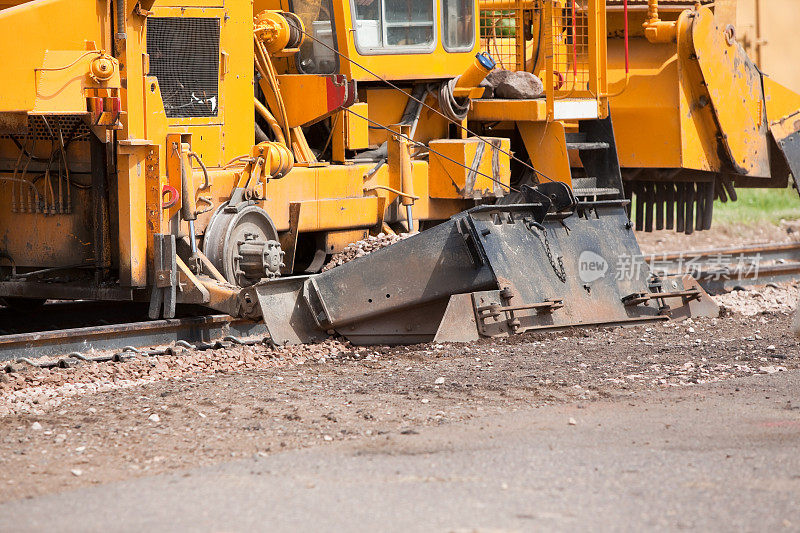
{"left": 622, "top": 289, "right": 702, "bottom": 313}
{"left": 154, "top": 269, "right": 172, "bottom": 288}
{"left": 148, "top": 234, "right": 177, "bottom": 319}
{"left": 476, "top": 299, "right": 565, "bottom": 320}
{"left": 474, "top": 288, "right": 565, "bottom": 336}
{"left": 278, "top": 202, "right": 302, "bottom": 275}
{"left": 521, "top": 181, "right": 577, "bottom": 216}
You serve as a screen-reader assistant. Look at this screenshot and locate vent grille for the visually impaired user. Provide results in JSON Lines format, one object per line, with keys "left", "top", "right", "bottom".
{"left": 0, "top": 116, "right": 90, "bottom": 142}
{"left": 147, "top": 17, "right": 220, "bottom": 118}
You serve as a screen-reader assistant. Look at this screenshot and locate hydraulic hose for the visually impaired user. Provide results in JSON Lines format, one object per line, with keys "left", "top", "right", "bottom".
{"left": 439, "top": 78, "right": 470, "bottom": 122}
{"left": 116, "top": 0, "right": 126, "bottom": 40}
{"left": 254, "top": 98, "right": 286, "bottom": 145}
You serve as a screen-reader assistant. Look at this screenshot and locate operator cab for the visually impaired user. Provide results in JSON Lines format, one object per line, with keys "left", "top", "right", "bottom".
{"left": 260, "top": 0, "right": 481, "bottom": 81}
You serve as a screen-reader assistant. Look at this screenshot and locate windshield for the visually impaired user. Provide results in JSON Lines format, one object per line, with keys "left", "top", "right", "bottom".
{"left": 352, "top": 0, "right": 436, "bottom": 53}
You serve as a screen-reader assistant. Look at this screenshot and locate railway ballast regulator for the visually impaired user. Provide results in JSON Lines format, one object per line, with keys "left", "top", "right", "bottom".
{"left": 0, "top": 0, "right": 796, "bottom": 343}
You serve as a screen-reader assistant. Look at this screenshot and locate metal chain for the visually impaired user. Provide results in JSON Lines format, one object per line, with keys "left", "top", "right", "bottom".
{"left": 524, "top": 218, "right": 567, "bottom": 283}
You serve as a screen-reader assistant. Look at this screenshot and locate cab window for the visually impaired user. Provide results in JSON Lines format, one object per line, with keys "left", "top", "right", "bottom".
{"left": 352, "top": 0, "right": 436, "bottom": 53}
{"left": 442, "top": 0, "right": 475, "bottom": 51}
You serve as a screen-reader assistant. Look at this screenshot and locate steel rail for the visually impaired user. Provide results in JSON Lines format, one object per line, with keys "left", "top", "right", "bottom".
{"left": 0, "top": 313, "right": 269, "bottom": 363}
{"left": 644, "top": 242, "right": 800, "bottom": 264}
{"left": 644, "top": 242, "right": 800, "bottom": 293}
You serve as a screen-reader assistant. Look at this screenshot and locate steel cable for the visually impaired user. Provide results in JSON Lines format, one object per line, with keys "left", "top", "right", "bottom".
{"left": 345, "top": 107, "right": 519, "bottom": 193}
{"left": 295, "top": 27, "right": 558, "bottom": 184}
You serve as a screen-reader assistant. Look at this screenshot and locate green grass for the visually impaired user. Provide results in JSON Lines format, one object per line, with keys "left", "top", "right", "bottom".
{"left": 713, "top": 186, "right": 800, "bottom": 226}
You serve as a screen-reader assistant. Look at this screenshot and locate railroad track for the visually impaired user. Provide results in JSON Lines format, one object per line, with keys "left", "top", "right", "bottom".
{"left": 1, "top": 242, "right": 797, "bottom": 365}
{"left": 644, "top": 242, "right": 800, "bottom": 294}
{"left": 0, "top": 301, "right": 268, "bottom": 364}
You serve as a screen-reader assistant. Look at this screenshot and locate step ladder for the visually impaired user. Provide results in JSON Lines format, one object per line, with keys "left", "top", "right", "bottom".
{"left": 567, "top": 114, "right": 625, "bottom": 201}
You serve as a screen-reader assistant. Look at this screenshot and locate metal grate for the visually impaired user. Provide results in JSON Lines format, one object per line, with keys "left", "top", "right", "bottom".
{"left": 552, "top": 0, "right": 590, "bottom": 95}
{"left": 0, "top": 116, "right": 89, "bottom": 142}
{"left": 147, "top": 17, "right": 220, "bottom": 118}
{"left": 480, "top": 6, "right": 525, "bottom": 71}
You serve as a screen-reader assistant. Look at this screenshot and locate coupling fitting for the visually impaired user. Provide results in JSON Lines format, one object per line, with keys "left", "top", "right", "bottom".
{"left": 234, "top": 235, "right": 284, "bottom": 285}
{"left": 252, "top": 141, "right": 294, "bottom": 179}
{"left": 643, "top": 0, "right": 677, "bottom": 43}
{"left": 89, "top": 53, "right": 116, "bottom": 83}
{"left": 454, "top": 52, "right": 496, "bottom": 92}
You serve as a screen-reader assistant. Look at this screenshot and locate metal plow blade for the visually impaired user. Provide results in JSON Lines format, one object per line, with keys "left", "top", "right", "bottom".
{"left": 241, "top": 200, "right": 718, "bottom": 345}
{"left": 770, "top": 113, "right": 800, "bottom": 194}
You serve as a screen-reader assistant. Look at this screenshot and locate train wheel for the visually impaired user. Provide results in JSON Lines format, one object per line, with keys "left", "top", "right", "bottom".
{"left": 203, "top": 204, "right": 284, "bottom": 287}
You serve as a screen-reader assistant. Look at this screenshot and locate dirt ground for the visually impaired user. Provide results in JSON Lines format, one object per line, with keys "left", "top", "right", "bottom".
{"left": 1, "top": 310, "right": 797, "bottom": 503}
{"left": 1, "top": 221, "right": 799, "bottom": 505}
{"left": 636, "top": 220, "right": 800, "bottom": 253}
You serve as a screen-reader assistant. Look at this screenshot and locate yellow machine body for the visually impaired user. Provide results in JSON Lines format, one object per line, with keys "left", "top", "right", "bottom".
{"left": 3, "top": 0, "right": 606, "bottom": 313}
{"left": 603, "top": 1, "right": 799, "bottom": 213}
{"left": 2, "top": 0, "right": 793, "bottom": 315}
{"left": 573, "top": 0, "right": 800, "bottom": 234}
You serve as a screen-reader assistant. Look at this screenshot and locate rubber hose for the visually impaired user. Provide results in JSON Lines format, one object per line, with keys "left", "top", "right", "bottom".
{"left": 439, "top": 78, "right": 470, "bottom": 122}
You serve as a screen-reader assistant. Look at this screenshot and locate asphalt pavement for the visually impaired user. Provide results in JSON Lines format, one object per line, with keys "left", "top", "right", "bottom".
{"left": 4, "top": 372, "right": 800, "bottom": 532}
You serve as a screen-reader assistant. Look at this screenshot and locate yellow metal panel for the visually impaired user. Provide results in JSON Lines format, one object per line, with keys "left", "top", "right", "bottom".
{"left": 345, "top": 102, "right": 369, "bottom": 150}
{"left": 275, "top": 74, "right": 348, "bottom": 128}
{"left": 33, "top": 51, "right": 88, "bottom": 113}
{"left": 117, "top": 150, "right": 149, "bottom": 287}
{"left": 0, "top": 209, "right": 94, "bottom": 268}
{"left": 167, "top": 125, "right": 223, "bottom": 167}
{"left": 763, "top": 77, "right": 800, "bottom": 126}
{"left": 674, "top": 9, "right": 722, "bottom": 173}
{"left": 296, "top": 197, "right": 383, "bottom": 232}
{"left": 323, "top": 229, "right": 369, "bottom": 253}
{"left": 331, "top": 111, "right": 346, "bottom": 162}
{"left": 145, "top": 145, "right": 162, "bottom": 276}
{"left": 364, "top": 89, "right": 448, "bottom": 146}
{"left": 518, "top": 122, "right": 572, "bottom": 185}
{"left": 607, "top": 41, "right": 683, "bottom": 169}
{"left": 0, "top": 0, "right": 110, "bottom": 112}
{"left": 428, "top": 137, "right": 510, "bottom": 199}
{"left": 156, "top": 0, "right": 224, "bottom": 6}
{"left": 692, "top": 7, "right": 769, "bottom": 177}
{"left": 607, "top": 13, "right": 729, "bottom": 174}
{"left": 218, "top": 1, "right": 256, "bottom": 163}
{"left": 257, "top": 165, "right": 366, "bottom": 231}
{"left": 119, "top": 10, "right": 147, "bottom": 142}
{"left": 143, "top": 75, "right": 169, "bottom": 188}
{"left": 469, "top": 99, "right": 548, "bottom": 122}
{"left": 316, "top": 164, "right": 363, "bottom": 198}
{"left": 33, "top": 50, "right": 121, "bottom": 113}
{"left": 366, "top": 88, "right": 409, "bottom": 146}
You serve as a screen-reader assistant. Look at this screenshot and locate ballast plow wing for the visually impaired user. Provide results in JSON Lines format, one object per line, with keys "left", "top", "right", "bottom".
{"left": 239, "top": 184, "right": 718, "bottom": 345}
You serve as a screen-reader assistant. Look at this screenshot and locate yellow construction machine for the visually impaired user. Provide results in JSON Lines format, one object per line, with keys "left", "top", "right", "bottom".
{"left": 0, "top": 0, "right": 793, "bottom": 345}
{"left": 605, "top": 0, "right": 800, "bottom": 233}
{"left": 481, "top": 0, "right": 800, "bottom": 234}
